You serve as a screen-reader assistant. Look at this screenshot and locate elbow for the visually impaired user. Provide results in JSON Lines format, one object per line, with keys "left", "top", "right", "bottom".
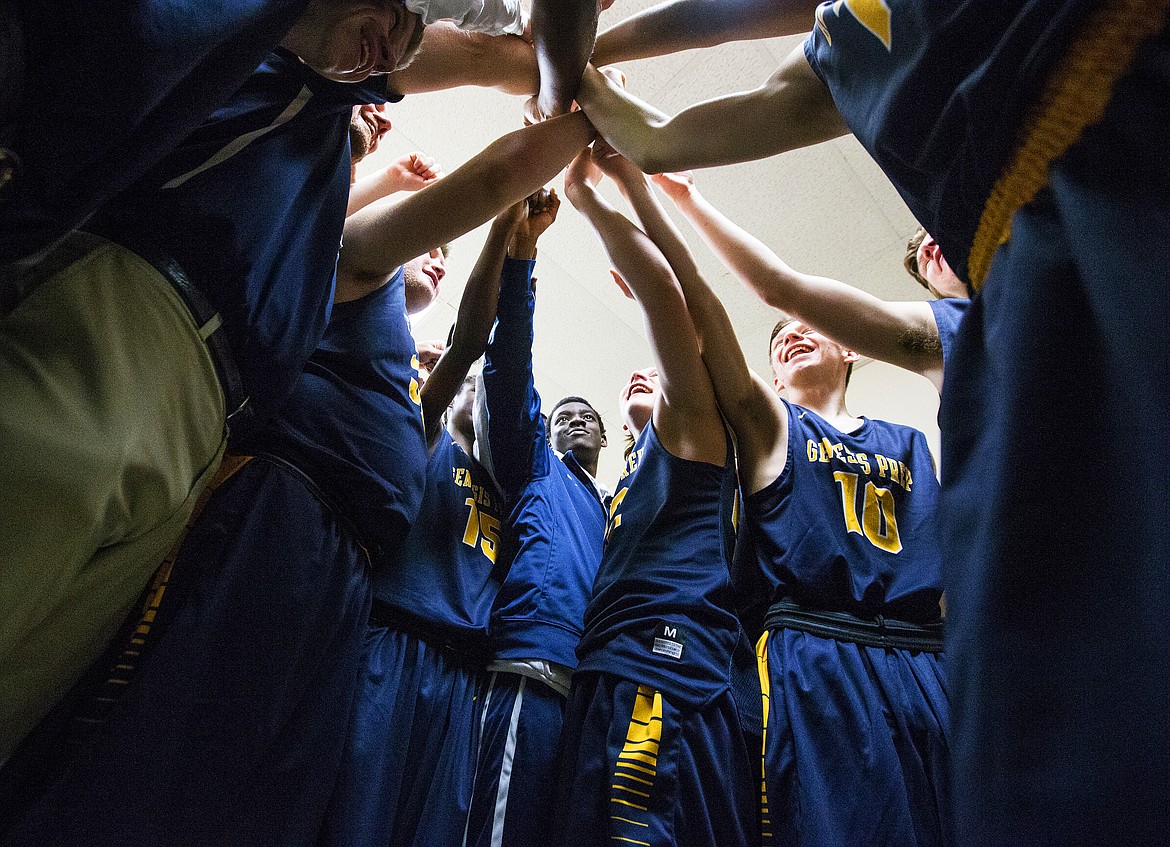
{"left": 619, "top": 126, "right": 674, "bottom": 175}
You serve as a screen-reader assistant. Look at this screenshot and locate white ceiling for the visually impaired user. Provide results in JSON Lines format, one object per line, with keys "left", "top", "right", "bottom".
{"left": 360, "top": 3, "right": 941, "bottom": 483}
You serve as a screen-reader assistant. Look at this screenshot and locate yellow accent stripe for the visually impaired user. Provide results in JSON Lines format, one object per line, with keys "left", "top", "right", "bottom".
{"left": 629, "top": 685, "right": 662, "bottom": 726}
{"left": 616, "top": 762, "right": 656, "bottom": 777}
{"left": 614, "top": 772, "right": 654, "bottom": 787}
{"left": 618, "top": 751, "right": 657, "bottom": 766}
{"left": 612, "top": 784, "right": 650, "bottom": 798}
{"left": 968, "top": 0, "right": 1170, "bottom": 289}
{"left": 611, "top": 798, "right": 649, "bottom": 812}
{"left": 757, "top": 631, "right": 773, "bottom": 846}
{"left": 611, "top": 816, "right": 649, "bottom": 828}
{"left": 611, "top": 837, "right": 650, "bottom": 846}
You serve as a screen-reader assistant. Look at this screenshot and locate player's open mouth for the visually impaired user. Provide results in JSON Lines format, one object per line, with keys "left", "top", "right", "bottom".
{"left": 783, "top": 341, "right": 814, "bottom": 363}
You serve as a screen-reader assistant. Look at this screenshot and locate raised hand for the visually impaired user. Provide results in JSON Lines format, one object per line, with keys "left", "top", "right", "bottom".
{"left": 590, "top": 137, "right": 643, "bottom": 185}
{"left": 650, "top": 170, "right": 696, "bottom": 202}
{"left": 385, "top": 152, "right": 444, "bottom": 193}
{"left": 508, "top": 187, "right": 561, "bottom": 259}
{"left": 415, "top": 338, "right": 445, "bottom": 385}
{"left": 564, "top": 146, "right": 605, "bottom": 204}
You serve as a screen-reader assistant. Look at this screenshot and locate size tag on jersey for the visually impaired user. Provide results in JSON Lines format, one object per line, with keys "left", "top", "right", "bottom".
{"left": 651, "top": 622, "right": 686, "bottom": 660}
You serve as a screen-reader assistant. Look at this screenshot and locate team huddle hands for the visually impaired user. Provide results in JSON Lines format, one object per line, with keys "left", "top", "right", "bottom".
{"left": 0, "top": 2, "right": 1163, "bottom": 846}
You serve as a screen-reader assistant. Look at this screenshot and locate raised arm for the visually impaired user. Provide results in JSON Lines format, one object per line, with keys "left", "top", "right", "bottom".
{"left": 591, "top": 147, "right": 787, "bottom": 490}
{"left": 348, "top": 151, "right": 443, "bottom": 217}
{"left": 653, "top": 171, "right": 946, "bottom": 391}
{"left": 337, "top": 111, "right": 594, "bottom": 300}
{"left": 563, "top": 148, "right": 724, "bottom": 465}
{"left": 575, "top": 42, "right": 847, "bottom": 174}
{"left": 476, "top": 190, "right": 562, "bottom": 497}
{"left": 529, "top": 0, "right": 601, "bottom": 119}
{"left": 592, "top": 0, "right": 815, "bottom": 66}
{"left": 385, "top": 22, "right": 539, "bottom": 97}
{"left": 420, "top": 201, "right": 527, "bottom": 445}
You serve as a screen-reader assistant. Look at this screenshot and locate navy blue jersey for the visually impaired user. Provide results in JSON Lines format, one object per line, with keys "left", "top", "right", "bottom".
{"left": 807, "top": 4, "right": 1169, "bottom": 844}
{"left": 1, "top": 0, "right": 309, "bottom": 266}
{"left": 805, "top": 0, "right": 1096, "bottom": 285}
{"left": 576, "top": 424, "right": 741, "bottom": 710}
{"left": 478, "top": 259, "right": 607, "bottom": 669}
{"left": 742, "top": 402, "right": 942, "bottom": 625}
{"left": 89, "top": 49, "right": 397, "bottom": 440}
{"left": 261, "top": 267, "right": 427, "bottom": 560}
{"left": 929, "top": 298, "right": 969, "bottom": 369}
{"left": 371, "top": 429, "right": 505, "bottom": 654}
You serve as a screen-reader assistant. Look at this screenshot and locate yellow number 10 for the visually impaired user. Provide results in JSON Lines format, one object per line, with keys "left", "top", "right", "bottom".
{"left": 832, "top": 471, "right": 903, "bottom": 554}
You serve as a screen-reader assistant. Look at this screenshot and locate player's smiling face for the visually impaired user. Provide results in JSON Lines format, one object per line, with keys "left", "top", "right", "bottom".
{"left": 283, "top": 0, "right": 424, "bottom": 83}
{"left": 620, "top": 367, "right": 658, "bottom": 436}
{"left": 770, "top": 322, "right": 853, "bottom": 391}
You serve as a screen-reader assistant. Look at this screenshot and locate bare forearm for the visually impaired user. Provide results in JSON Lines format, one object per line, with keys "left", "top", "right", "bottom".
{"left": 421, "top": 223, "right": 512, "bottom": 427}
{"left": 579, "top": 45, "right": 846, "bottom": 173}
{"left": 347, "top": 170, "right": 397, "bottom": 217}
{"left": 531, "top": 0, "right": 599, "bottom": 115}
{"left": 672, "top": 186, "right": 941, "bottom": 373}
{"left": 592, "top": 0, "right": 814, "bottom": 66}
{"left": 671, "top": 185, "right": 798, "bottom": 300}
{"left": 387, "top": 24, "right": 539, "bottom": 96}
{"left": 616, "top": 175, "right": 762, "bottom": 425}
{"left": 342, "top": 113, "right": 594, "bottom": 281}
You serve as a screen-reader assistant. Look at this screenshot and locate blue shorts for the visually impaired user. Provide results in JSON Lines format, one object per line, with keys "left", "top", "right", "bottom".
{"left": 0, "top": 458, "right": 371, "bottom": 846}
{"left": 553, "top": 672, "right": 758, "bottom": 847}
{"left": 759, "top": 629, "right": 951, "bottom": 847}
{"left": 465, "top": 671, "right": 568, "bottom": 847}
{"left": 321, "top": 628, "right": 485, "bottom": 847}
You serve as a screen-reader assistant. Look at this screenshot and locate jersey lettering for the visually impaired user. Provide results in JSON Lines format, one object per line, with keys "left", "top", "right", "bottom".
{"left": 812, "top": 439, "right": 909, "bottom": 491}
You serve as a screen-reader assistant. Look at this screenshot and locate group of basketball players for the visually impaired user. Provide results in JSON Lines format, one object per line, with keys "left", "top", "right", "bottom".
{"left": 1, "top": 1, "right": 1165, "bottom": 846}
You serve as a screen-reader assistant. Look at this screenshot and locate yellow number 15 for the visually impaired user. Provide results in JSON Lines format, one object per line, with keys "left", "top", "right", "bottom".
{"left": 462, "top": 498, "right": 500, "bottom": 563}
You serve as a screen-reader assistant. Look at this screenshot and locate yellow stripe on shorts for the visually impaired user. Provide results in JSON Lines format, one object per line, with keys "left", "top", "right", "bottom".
{"left": 610, "top": 685, "right": 663, "bottom": 833}
{"left": 757, "top": 631, "right": 773, "bottom": 845}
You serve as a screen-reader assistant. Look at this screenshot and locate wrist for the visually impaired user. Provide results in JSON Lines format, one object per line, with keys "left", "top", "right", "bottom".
{"left": 507, "top": 239, "right": 538, "bottom": 260}
{"left": 380, "top": 168, "right": 404, "bottom": 194}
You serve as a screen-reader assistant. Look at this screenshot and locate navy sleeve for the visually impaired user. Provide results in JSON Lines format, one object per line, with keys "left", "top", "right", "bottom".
{"left": 928, "top": 297, "right": 970, "bottom": 368}
{"left": 480, "top": 257, "right": 548, "bottom": 499}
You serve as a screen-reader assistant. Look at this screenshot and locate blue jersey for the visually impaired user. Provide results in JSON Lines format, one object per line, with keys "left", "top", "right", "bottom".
{"left": 741, "top": 402, "right": 942, "bottom": 625}
{"left": 260, "top": 267, "right": 427, "bottom": 561}
{"left": 478, "top": 259, "right": 607, "bottom": 669}
{"left": 576, "top": 424, "right": 741, "bottom": 710}
{"left": 929, "top": 298, "right": 969, "bottom": 369}
{"left": 808, "top": 4, "right": 1169, "bottom": 844}
{"left": 0, "top": 0, "right": 308, "bottom": 266}
{"left": 805, "top": 0, "right": 1096, "bottom": 285}
{"left": 370, "top": 429, "right": 505, "bottom": 654}
{"left": 89, "top": 49, "right": 397, "bottom": 440}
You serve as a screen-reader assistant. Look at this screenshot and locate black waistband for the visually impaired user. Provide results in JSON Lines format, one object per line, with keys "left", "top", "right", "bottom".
{"left": 0, "top": 231, "right": 248, "bottom": 421}
{"left": 765, "top": 599, "right": 944, "bottom": 653}
{"left": 367, "top": 600, "right": 490, "bottom": 666}
{"left": 117, "top": 234, "right": 249, "bottom": 423}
